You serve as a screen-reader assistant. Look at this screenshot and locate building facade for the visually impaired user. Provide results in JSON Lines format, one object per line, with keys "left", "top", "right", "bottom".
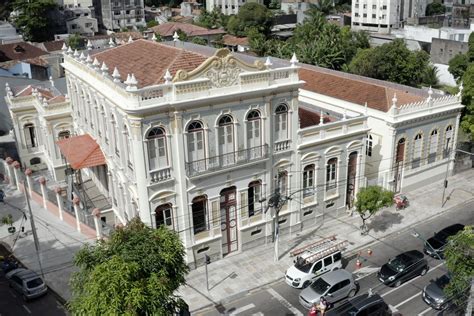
{"left": 206, "top": 0, "right": 263, "bottom": 15}
{"left": 94, "top": 0, "right": 146, "bottom": 31}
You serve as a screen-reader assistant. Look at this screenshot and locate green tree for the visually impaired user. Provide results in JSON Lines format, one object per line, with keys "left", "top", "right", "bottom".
{"left": 448, "top": 53, "right": 470, "bottom": 82}
{"left": 68, "top": 217, "right": 189, "bottom": 315}
{"left": 308, "top": 0, "right": 335, "bottom": 15}
{"left": 425, "top": 2, "right": 446, "bottom": 16}
{"left": 176, "top": 28, "right": 188, "bottom": 41}
{"left": 444, "top": 226, "right": 473, "bottom": 309}
{"left": 147, "top": 20, "right": 158, "bottom": 28}
{"left": 468, "top": 32, "right": 474, "bottom": 62}
{"left": 195, "top": 8, "right": 225, "bottom": 29}
{"left": 12, "top": 0, "right": 57, "bottom": 42}
{"left": 460, "top": 64, "right": 474, "bottom": 139}
{"left": 66, "top": 33, "right": 84, "bottom": 50}
{"left": 226, "top": 3, "right": 274, "bottom": 36}
{"left": 349, "top": 39, "right": 432, "bottom": 87}
{"left": 192, "top": 36, "right": 207, "bottom": 46}
{"left": 354, "top": 186, "right": 394, "bottom": 234}
{"left": 423, "top": 65, "right": 439, "bottom": 87}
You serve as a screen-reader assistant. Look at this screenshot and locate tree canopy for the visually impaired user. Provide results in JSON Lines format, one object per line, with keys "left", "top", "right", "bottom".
{"left": 425, "top": 2, "right": 446, "bottom": 16}
{"left": 444, "top": 225, "right": 473, "bottom": 309}
{"left": 195, "top": 8, "right": 227, "bottom": 29}
{"left": 68, "top": 217, "right": 189, "bottom": 315}
{"left": 66, "top": 34, "right": 84, "bottom": 50}
{"left": 354, "top": 186, "right": 394, "bottom": 233}
{"left": 12, "top": 0, "right": 57, "bottom": 42}
{"left": 348, "top": 39, "right": 436, "bottom": 87}
{"left": 226, "top": 3, "right": 274, "bottom": 36}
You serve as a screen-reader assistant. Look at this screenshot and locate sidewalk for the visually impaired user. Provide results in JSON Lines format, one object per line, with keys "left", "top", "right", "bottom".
{"left": 179, "top": 169, "right": 474, "bottom": 313}
{"left": 0, "top": 182, "right": 96, "bottom": 302}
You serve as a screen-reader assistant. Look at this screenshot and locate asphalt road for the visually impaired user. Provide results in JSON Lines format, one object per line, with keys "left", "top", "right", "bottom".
{"left": 0, "top": 245, "right": 67, "bottom": 316}
{"left": 197, "top": 201, "right": 474, "bottom": 316}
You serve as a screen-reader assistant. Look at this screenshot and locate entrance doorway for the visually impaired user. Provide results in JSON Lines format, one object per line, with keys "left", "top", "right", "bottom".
{"left": 346, "top": 152, "right": 358, "bottom": 208}
{"left": 220, "top": 186, "right": 238, "bottom": 256}
{"left": 394, "top": 138, "right": 405, "bottom": 193}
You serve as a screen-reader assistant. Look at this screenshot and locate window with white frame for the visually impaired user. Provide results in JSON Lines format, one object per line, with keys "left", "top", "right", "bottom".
{"left": 124, "top": 125, "right": 132, "bottom": 168}
{"left": 366, "top": 135, "right": 373, "bottom": 157}
{"left": 276, "top": 170, "right": 288, "bottom": 195}
{"left": 444, "top": 125, "right": 453, "bottom": 158}
{"left": 24, "top": 123, "right": 37, "bottom": 148}
{"left": 428, "top": 129, "right": 438, "bottom": 163}
{"left": 218, "top": 115, "right": 234, "bottom": 165}
{"left": 155, "top": 203, "right": 173, "bottom": 228}
{"left": 412, "top": 133, "right": 423, "bottom": 168}
{"left": 191, "top": 195, "right": 208, "bottom": 234}
{"left": 146, "top": 127, "right": 167, "bottom": 171}
{"left": 275, "top": 104, "right": 288, "bottom": 141}
{"left": 248, "top": 180, "right": 262, "bottom": 217}
{"left": 326, "top": 158, "right": 337, "bottom": 190}
{"left": 303, "top": 164, "right": 315, "bottom": 197}
{"left": 111, "top": 115, "right": 120, "bottom": 157}
{"left": 247, "top": 110, "right": 262, "bottom": 157}
{"left": 187, "top": 121, "right": 205, "bottom": 168}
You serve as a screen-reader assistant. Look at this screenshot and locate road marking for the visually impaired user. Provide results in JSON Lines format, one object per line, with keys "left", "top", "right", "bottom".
{"left": 9, "top": 290, "right": 17, "bottom": 298}
{"left": 252, "top": 313, "right": 264, "bottom": 316}
{"left": 229, "top": 304, "right": 255, "bottom": 315}
{"left": 355, "top": 266, "right": 380, "bottom": 281}
{"left": 381, "top": 262, "right": 444, "bottom": 298}
{"left": 394, "top": 292, "right": 421, "bottom": 308}
{"left": 418, "top": 306, "right": 433, "bottom": 315}
{"left": 22, "top": 305, "right": 31, "bottom": 314}
{"left": 267, "top": 288, "right": 303, "bottom": 316}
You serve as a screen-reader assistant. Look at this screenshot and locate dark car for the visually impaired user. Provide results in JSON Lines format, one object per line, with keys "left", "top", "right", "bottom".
{"left": 378, "top": 250, "right": 429, "bottom": 287}
{"left": 424, "top": 224, "right": 464, "bottom": 259}
{"left": 422, "top": 274, "right": 451, "bottom": 310}
{"left": 325, "top": 293, "right": 391, "bottom": 316}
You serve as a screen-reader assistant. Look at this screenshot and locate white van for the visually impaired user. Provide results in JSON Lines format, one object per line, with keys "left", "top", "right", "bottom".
{"left": 285, "top": 251, "right": 342, "bottom": 289}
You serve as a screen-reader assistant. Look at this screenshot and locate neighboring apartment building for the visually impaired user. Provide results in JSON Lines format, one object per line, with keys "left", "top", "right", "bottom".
{"left": 431, "top": 38, "right": 469, "bottom": 64}
{"left": 65, "top": 7, "right": 99, "bottom": 36}
{"left": 94, "top": 0, "right": 146, "bottom": 31}
{"left": 351, "top": 0, "right": 427, "bottom": 33}
{"left": 206, "top": 0, "right": 262, "bottom": 15}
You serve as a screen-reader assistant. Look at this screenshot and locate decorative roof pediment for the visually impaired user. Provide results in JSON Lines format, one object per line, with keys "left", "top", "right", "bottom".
{"left": 173, "top": 48, "right": 266, "bottom": 88}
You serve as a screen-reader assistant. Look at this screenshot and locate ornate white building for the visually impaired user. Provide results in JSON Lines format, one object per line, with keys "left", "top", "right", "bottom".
{"left": 5, "top": 40, "right": 463, "bottom": 267}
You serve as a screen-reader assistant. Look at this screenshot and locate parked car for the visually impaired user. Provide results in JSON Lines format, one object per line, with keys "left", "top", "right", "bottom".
{"left": 422, "top": 274, "right": 451, "bottom": 310}
{"left": 6, "top": 268, "right": 48, "bottom": 301}
{"left": 378, "top": 250, "right": 429, "bottom": 287}
{"left": 299, "top": 269, "right": 358, "bottom": 310}
{"left": 285, "top": 251, "right": 342, "bottom": 289}
{"left": 325, "top": 293, "right": 391, "bottom": 316}
{"left": 424, "top": 224, "right": 464, "bottom": 259}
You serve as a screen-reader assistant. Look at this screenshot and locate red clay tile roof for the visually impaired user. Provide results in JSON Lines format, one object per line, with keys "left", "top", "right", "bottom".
{"left": 0, "top": 42, "right": 48, "bottom": 63}
{"left": 222, "top": 35, "right": 249, "bottom": 46}
{"left": 91, "top": 39, "right": 208, "bottom": 88}
{"left": 299, "top": 107, "right": 333, "bottom": 128}
{"left": 41, "top": 40, "right": 65, "bottom": 52}
{"left": 24, "top": 56, "right": 49, "bottom": 67}
{"left": 299, "top": 68, "right": 424, "bottom": 112}
{"left": 150, "top": 22, "right": 226, "bottom": 37}
{"left": 48, "top": 95, "right": 67, "bottom": 104}
{"left": 57, "top": 134, "right": 106, "bottom": 169}
{"left": 13, "top": 85, "right": 55, "bottom": 99}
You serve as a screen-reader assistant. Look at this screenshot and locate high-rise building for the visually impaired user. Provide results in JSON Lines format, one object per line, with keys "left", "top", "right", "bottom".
{"left": 93, "top": 0, "right": 145, "bottom": 31}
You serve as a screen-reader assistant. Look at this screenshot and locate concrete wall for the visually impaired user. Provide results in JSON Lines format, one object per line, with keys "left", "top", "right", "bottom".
{"left": 431, "top": 38, "right": 469, "bottom": 64}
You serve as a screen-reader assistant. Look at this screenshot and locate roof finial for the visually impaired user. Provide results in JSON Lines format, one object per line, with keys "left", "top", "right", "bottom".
{"left": 100, "top": 62, "right": 109, "bottom": 75}
{"left": 86, "top": 54, "right": 93, "bottom": 64}
{"left": 173, "top": 31, "right": 180, "bottom": 42}
{"left": 265, "top": 56, "right": 272, "bottom": 68}
{"left": 61, "top": 43, "right": 68, "bottom": 52}
{"left": 164, "top": 69, "right": 172, "bottom": 84}
{"left": 319, "top": 109, "right": 324, "bottom": 125}
{"left": 109, "top": 37, "right": 116, "bottom": 48}
{"left": 49, "top": 76, "right": 54, "bottom": 87}
{"left": 79, "top": 52, "right": 86, "bottom": 62}
{"left": 73, "top": 49, "right": 79, "bottom": 57}
{"left": 290, "top": 52, "right": 299, "bottom": 67}
{"left": 427, "top": 86, "right": 433, "bottom": 101}
{"left": 364, "top": 102, "right": 368, "bottom": 115}
{"left": 128, "top": 35, "right": 133, "bottom": 43}
{"left": 92, "top": 57, "right": 100, "bottom": 69}
{"left": 125, "top": 73, "right": 138, "bottom": 91}
{"left": 66, "top": 46, "right": 73, "bottom": 55}
{"left": 390, "top": 93, "right": 398, "bottom": 116}
{"left": 87, "top": 39, "right": 93, "bottom": 50}
{"left": 112, "top": 67, "right": 121, "bottom": 82}
{"left": 392, "top": 93, "right": 398, "bottom": 107}
{"left": 152, "top": 33, "right": 157, "bottom": 41}
{"left": 457, "top": 81, "right": 464, "bottom": 99}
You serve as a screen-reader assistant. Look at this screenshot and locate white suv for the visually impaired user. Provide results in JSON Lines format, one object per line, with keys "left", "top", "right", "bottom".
{"left": 285, "top": 251, "right": 342, "bottom": 289}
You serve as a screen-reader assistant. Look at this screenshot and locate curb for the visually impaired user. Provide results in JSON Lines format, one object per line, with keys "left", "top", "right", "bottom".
{"left": 190, "top": 197, "right": 474, "bottom": 314}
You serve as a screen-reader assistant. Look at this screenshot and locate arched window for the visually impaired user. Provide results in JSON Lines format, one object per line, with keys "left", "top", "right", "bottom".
{"left": 396, "top": 138, "right": 405, "bottom": 163}
{"left": 444, "top": 125, "right": 453, "bottom": 159}
{"left": 218, "top": 115, "right": 234, "bottom": 165}
{"left": 155, "top": 203, "right": 173, "bottom": 228}
{"left": 147, "top": 127, "right": 167, "bottom": 170}
{"left": 248, "top": 180, "right": 262, "bottom": 217}
{"left": 428, "top": 129, "right": 438, "bottom": 163}
{"left": 191, "top": 195, "right": 208, "bottom": 234}
{"left": 23, "top": 123, "right": 37, "bottom": 148}
{"left": 124, "top": 125, "right": 132, "bottom": 168}
{"left": 247, "top": 110, "right": 262, "bottom": 157}
{"left": 326, "top": 158, "right": 337, "bottom": 190}
{"left": 303, "top": 164, "right": 315, "bottom": 197}
{"left": 412, "top": 133, "right": 423, "bottom": 169}
{"left": 366, "top": 135, "right": 373, "bottom": 157}
{"left": 58, "top": 130, "right": 70, "bottom": 139}
{"left": 187, "top": 121, "right": 205, "bottom": 172}
{"left": 275, "top": 104, "right": 288, "bottom": 141}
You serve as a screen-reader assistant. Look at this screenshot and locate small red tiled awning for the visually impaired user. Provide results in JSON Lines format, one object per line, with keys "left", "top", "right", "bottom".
{"left": 57, "top": 134, "right": 106, "bottom": 170}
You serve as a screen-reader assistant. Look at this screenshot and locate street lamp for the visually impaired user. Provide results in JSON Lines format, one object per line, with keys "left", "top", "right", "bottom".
{"left": 411, "top": 229, "right": 443, "bottom": 261}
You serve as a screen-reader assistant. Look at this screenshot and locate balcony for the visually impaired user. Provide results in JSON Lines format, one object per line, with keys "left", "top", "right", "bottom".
{"left": 150, "top": 167, "right": 172, "bottom": 183}
{"left": 274, "top": 140, "right": 290, "bottom": 152}
{"left": 186, "top": 144, "right": 268, "bottom": 177}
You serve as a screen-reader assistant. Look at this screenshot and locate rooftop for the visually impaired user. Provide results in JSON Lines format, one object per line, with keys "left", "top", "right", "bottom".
{"left": 0, "top": 42, "right": 48, "bottom": 63}
{"left": 150, "top": 22, "right": 226, "bottom": 38}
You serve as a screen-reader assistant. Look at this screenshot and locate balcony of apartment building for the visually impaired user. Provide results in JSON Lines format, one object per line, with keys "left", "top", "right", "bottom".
{"left": 186, "top": 144, "right": 269, "bottom": 178}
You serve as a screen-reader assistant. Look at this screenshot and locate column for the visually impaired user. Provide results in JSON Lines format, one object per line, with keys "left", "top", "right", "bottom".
{"left": 13, "top": 161, "right": 21, "bottom": 192}
{"left": 38, "top": 176, "right": 47, "bottom": 209}
{"left": 92, "top": 208, "right": 102, "bottom": 240}
{"left": 25, "top": 168, "right": 33, "bottom": 197}
{"left": 55, "top": 187, "right": 64, "bottom": 221}
{"left": 5, "top": 157, "right": 14, "bottom": 185}
{"left": 72, "top": 194, "right": 82, "bottom": 232}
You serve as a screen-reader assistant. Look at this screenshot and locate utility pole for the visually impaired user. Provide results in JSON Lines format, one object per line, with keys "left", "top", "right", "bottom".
{"left": 441, "top": 145, "right": 451, "bottom": 207}
{"left": 23, "top": 180, "right": 45, "bottom": 279}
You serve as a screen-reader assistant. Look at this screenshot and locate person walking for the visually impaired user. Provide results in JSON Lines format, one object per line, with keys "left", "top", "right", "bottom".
{"left": 318, "top": 296, "right": 328, "bottom": 316}
{"left": 308, "top": 302, "right": 318, "bottom": 316}
{"left": 0, "top": 189, "right": 5, "bottom": 203}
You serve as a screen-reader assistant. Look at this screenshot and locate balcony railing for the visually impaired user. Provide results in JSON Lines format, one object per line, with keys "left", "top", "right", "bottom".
{"left": 274, "top": 140, "right": 290, "bottom": 152}
{"left": 186, "top": 144, "right": 268, "bottom": 177}
{"left": 150, "top": 167, "right": 171, "bottom": 183}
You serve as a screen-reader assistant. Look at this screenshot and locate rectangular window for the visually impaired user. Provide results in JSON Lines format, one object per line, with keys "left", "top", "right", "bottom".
{"left": 192, "top": 197, "right": 207, "bottom": 234}
{"left": 326, "top": 158, "right": 337, "bottom": 190}
{"left": 355, "top": 12, "right": 359, "bottom": 17}
{"left": 363, "top": 13, "right": 367, "bottom": 17}
{"left": 303, "top": 165, "right": 315, "bottom": 197}
{"left": 248, "top": 181, "right": 262, "bottom": 217}
{"left": 372, "top": 14, "right": 376, "bottom": 18}
{"left": 372, "top": 4, "right": 376, "bottom": 9}
{"left": 355, "top": 4, "right": 359, "bottom": 8}
{"left": 382, "top": 5, "right": 387, "bottom": 9}
{"left": 363, "top": 4, "right": 367, "bottom": 8}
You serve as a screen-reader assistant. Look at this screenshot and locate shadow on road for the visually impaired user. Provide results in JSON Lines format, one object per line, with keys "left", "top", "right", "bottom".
{"left": 367, "top": 211, "right": 403, "bottom": 233}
